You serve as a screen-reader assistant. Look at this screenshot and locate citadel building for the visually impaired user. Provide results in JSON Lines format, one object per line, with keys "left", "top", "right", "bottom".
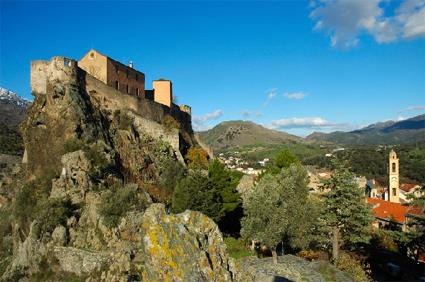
{"left": 78, "top": 49, "right": 190, "bottom": 114}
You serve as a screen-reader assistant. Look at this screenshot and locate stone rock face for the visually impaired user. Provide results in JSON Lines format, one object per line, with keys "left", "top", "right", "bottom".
{"left": 140, "top": 204, "right": 239, "bottom": 281}
{"left": 238, "top": 256, "right": 353, "bottom": 282}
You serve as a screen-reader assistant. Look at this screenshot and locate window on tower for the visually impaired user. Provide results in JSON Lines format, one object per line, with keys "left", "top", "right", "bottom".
{"left": 392, "top": 162, "right": 396, "bottom": 173}
{"left": 392, "top": 188, "right": 396, "bottom": 196}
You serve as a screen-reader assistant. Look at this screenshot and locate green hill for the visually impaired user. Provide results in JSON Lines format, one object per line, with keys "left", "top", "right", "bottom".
{"left": 198, "top": 120, "right": 302, "bottom": 151}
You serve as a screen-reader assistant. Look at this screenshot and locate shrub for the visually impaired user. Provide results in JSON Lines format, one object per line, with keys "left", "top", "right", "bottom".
{"left": 35, "top": 197, "right": 75, "bottom": 235}
{"left": 224, "top": 237, "right": 251, "bottom": 259}
{"left": 158, "top": 158, "right": 187, "bottom": 196}
{"left": 98, "top": 184, "right": 148, "bottom": 228}
{"left": 298, "top": 249, "right": 321, "bottom": 261}
{"left": 163, "top": 115, "right": 180, "bottom": 132}
{"left": 185, "top": 147, "right": 208, "bottom": 170}
{"left": 63, "top": 138, "right": 85, "bottom": 153}
{"left": 335, "top": 252, "right": 371, "bottom": 282}
{"left": 114, "top": 110, "right": 134, "bottom": 130}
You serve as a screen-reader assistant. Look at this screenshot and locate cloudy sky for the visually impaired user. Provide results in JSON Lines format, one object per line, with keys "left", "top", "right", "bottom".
{"left": 1, "top": 0, "right": 424, "bottom": 136}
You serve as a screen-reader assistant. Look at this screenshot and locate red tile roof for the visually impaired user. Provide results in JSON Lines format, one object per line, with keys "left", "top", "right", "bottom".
{"left": 367, "top": 197, "right": 423, "bottom": 224}
{"left": 400, "top": 183, "right": 419, "bottom": 192}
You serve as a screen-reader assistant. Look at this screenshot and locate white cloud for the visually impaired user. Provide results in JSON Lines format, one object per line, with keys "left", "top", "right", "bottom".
{"left": 283, "top": 92, "right": 307, "bottom": 100}
{"left": 192, "top": 109, "right": 223, "bottom": 131}
{"left": 397, "top": 115, "right": 407, "bottom": 121}
{"left": 399, "top": 105, "right": 425, "bottom": 112}
{"left": 310, "top": 0, "right": 425, "bottom": 48}
{"left": 263, "top": 88, "right": 278, "bottom": 107}
{"left": 270, "top": 116, "right": 353, "bottom": 131}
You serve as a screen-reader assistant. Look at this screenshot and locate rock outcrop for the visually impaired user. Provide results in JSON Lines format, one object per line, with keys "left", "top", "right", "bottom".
{"left": 1, "top": 56, "right": 247, "bottom": 281}
{"left": 238, "top": 256, "right": 353, "bottom": 282}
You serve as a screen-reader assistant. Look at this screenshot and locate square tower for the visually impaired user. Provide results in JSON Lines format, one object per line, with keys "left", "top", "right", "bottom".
{"left": 389, "top": 149, "right": 400, "bottom": 203}
{"left": 153, "top": 79, "right": 173, "bottom": 107}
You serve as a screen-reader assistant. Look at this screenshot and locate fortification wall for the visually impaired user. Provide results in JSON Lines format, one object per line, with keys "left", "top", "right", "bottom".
{"left": 82, "top": 67, "right": 194, "bottom": 159}
{"left": 84, "top": 71, "right": 192, "bottom": 133}
{"left": 31, "top": 57, "right": 78, "bottom": 94}
{"left": 29, "top": 56, "right": 195, "bottom": 166}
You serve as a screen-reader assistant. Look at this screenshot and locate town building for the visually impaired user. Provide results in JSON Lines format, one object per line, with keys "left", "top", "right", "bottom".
{"left": 366, "top": 197, "right": 422, "bottom": 231}
{"left": 78, "top": 49, "right": 145, "bottom": 97}
{"left": 388, "top": 149, "right": 400, "bottom": 203}
{"left": 367, "top": 150, "right": 423, "bottom": 231}
{"left": 78, "top": 49, "right": 189, "bottom": 112}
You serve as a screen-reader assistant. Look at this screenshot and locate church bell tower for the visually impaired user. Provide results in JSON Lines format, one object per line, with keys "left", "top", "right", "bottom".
{"left": 388, "top": 149, "right": 400, "bottom": 203}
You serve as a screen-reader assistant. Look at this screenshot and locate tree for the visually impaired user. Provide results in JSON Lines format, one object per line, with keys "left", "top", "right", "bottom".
{"left": 263, "top": 149, "right": 300, "bottom": 176}
{"left": 208, "top": 159, "right": 243, "bottom": 235}
{"left": 185, "top": 147, "right": 208, "bottom": 170}
{"left": 171, "top": 170, "right": 223, "bottom": 221}
{"left": 241, "top": 164, "right": 316, "bottom": 263}
{"left": 406, "top": 185, "right": 425, "bottom": 261}
{"left": 321, "top": 162, "right": 373, "bottom": 261}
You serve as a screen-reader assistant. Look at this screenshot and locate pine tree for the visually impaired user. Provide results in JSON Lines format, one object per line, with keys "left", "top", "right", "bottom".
{"left": 322, "top": 162, "right": 373, "bottom": 261}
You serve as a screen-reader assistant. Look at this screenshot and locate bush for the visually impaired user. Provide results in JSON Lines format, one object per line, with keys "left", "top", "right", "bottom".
{"left": 98, "top": 184, "right": 148, "bottom": 228}
{"left": 158, "top": 158, "right": 187, "bottom": 196}
{"left": 14, "top": 173, "right": 56, "bottom": 231}
{"left": 224, "top": 237, "right": 251, "bottom": 259}
{"left": 35, "top": 197, "right": 76, "bottom": 235}
{"left": 335, "top": 252, "right": 371, "bottom": 282}
{"left": 63, "top": 138, "right": 85, "bottom": 153}
{"left": 14, "top": 180, "right": 76, "bottom": 236}
{"left": 185, "top": 147, "right": 208, "bottom": 170}
{"left": 163, "top": 115, "right": 180, "bottom": 132}
{"left": 298, "top": 249, "right": 321, "bottom": 261}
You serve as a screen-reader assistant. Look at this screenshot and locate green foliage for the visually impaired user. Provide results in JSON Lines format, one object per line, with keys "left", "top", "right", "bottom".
{"left": 241, "top": 164, "right": 317, "bottom": 252}
{"left": 185, "top": 146, "right": 209, "bottom": 170}
{"left": 406, "top": 185, "right": 425, "bottom": 257}
{"left": 171, "top": 170, "right": 223, "bottom": 222}
{"left": 208, "top": 159, "right": 242, "bottom": 213}
{"left": 224, "top": 237, "right": 251, "bottom": 259}
{"left": 275, "top": 149, "right": 300, "bottom": 169}
{"left": 308, "top": 142, "right": 425, "bottom": 185}
{"left": 63, "top": 138, "right": 85, "bottom": 153}
{"left": 13, "top": 174, "right": 56, "bottom": 232}
{"left": 35, "top": 197, "right": 75, "bottom": 234}
{"left": 13, "top": 177, "right": 77, "bottom": 236}
{"left": 98, "top": 184, "right": 148, "bottom": 228}
{"left": 321, "top": 161, "right": 374, "bottom": 250}
{"left": 163, "top": 115, "right": 180, "bottom": 132}
{"left": 335, "top": 252, "right": 371, "bottom": 282}
{"left": 0, "top": 122, "right": 23, "bottom": 155}
{"left": 262, "top": 149, "right": 300, "bottom": 176}
{"left": 158, "top": 157, "right": 187, "bottom": 196}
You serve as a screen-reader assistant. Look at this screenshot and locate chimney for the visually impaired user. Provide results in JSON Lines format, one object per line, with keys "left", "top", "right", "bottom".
{"left": 129, "top": 61, "right": 133, "bottom": 68}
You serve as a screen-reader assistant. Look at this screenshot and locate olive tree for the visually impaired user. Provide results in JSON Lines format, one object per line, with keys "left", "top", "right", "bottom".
{"left": 241, "top": 164, "right": 316, "bottom": 263}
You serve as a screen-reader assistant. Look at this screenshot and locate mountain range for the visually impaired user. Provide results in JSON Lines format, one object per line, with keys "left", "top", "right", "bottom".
{"left": 306, "top": 114, "right": 425, "bottom": 145}
{"left": 199, "top": 114, "right": 425, "bottom": 151}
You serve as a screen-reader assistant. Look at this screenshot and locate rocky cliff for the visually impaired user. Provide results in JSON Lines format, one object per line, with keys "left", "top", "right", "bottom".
{"left": 0, "top": 56, "right": 247, "bottom": 281}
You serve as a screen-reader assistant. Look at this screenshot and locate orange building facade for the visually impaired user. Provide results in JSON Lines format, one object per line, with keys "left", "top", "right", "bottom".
{"left": 78, "top": 49, "right": 145, "bottom": 97}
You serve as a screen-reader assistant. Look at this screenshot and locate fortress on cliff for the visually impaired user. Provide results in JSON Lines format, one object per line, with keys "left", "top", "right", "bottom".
{"left": 28, "top": 50, "right": 196, "bottom": 167}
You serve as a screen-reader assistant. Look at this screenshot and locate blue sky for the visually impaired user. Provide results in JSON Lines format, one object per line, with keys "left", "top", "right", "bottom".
{"left": 1, "top": 0, "right": 424, "bottom": 136}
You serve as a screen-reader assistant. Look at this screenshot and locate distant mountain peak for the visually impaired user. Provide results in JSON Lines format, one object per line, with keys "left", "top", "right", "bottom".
{"left": 0, "top": 87, "right": 31, "bottom": 108}
{"left": 307, "top": 114, "right": 425, "bottom": 145}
